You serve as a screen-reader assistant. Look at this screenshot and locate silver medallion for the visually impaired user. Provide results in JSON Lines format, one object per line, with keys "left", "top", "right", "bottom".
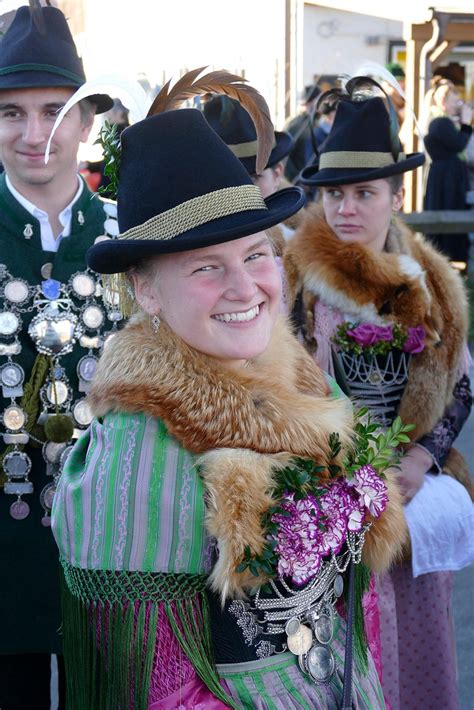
{"left": 70, "top": 272, "right": 96, "bottom": 298}
{"left": 334, "top": 574, "right": 344, "bottom": 598}
{"left": 3, "top": 279, "right": 29, "bottom": 304}
{"left": 73, "top": 399, "right": 93, "bottom": 427}
{"left": 0, "top": 311, "right": 20, "bottom": 336}
{"left": 40, "top": 263, "right": 53, "bottom": 280}
{"left": 287, "top": 623, "right": 313, "bottom": 656}
{"left": 285, "top": 617, "right": 301, "bottom": 637}
{"left": 1, "top": 363, "right": 24, "bottom": 387}
{"left": 82, "top": 305, "right": 104, "bottom": 330}
{"left": 77, "top": 355, "right": 98, "bottom": 382}
{"left": 10, "top": 499, "right": 30, "bottom": 520}
{"left": 3, "top": 405, "right": 26, "bottom": 431}
{"left": 43, "top": 441, "right": 68, "bottom": 465}
{"left": 102, "top": 200, "right": 117, "bottom": 218}
{"left": 40, "top": 482, "right": 56, "bottom": 512}
{"left": 2, "top": 450, "right": 31, "bottom": 478}
{"left": 104, "top": 217, "right": 119, "bottom": 236}
{"left": 28, "top": 313, "right": 79, "bottom": 356}
{"left": 314, "top": 614, "right": 333, "bottom": 645}
{"left": 306, "top": 644, "right": 335, "bottom": 683}
{"left": 46, "top": 380, "right": 70, "bottom": 406}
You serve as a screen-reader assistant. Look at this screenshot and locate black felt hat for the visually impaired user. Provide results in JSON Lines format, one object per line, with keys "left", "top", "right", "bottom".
{"left": 203, "top": 95, "right": 294, "bottom": 175}
{"left": 301, "top": 97, "right": 424, "bottom": 186}
{"left": 87, "top": 109, "right": 305, "bottom": 274}
{"left": 0, "top": 6, "right": 112, "bottom": 113}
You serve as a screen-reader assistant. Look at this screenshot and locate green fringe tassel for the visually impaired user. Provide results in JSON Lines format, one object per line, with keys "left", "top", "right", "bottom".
{"left": 1, "top": 353, "right": 50, "bottom": 485}
{"left": 344, "top": 561, "right": 371, "bottom": 675}
{"left": 60, "top": 566, "right": 237, "bottom": 709}
{"left": 165, "top": 597, "right": 239, "bottom": 709}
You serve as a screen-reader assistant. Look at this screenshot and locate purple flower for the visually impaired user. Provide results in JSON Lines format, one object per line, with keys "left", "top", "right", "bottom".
{"left": 320, "top": 480, "right": 365, "bottom": 537}
{"left": 347, "top": 465, "right": 388, "bottom": 518}
{"left": 346, "top": 323, "right": 393, "bottom": 347}
{"left": 403, "top": 325, "right": 426, "bottom": 354}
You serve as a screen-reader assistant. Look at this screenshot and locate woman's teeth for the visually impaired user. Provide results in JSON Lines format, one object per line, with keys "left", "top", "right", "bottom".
{"left": 213, "top": 304, "right": 260, "bottom": 322}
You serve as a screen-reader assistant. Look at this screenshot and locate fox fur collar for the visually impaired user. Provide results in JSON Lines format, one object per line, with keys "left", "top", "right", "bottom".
{"left": 89, "top": 313, "right": 406, "bottom": 599}
{"left": 284, "top": 204, "right": 469, "bottom": 444}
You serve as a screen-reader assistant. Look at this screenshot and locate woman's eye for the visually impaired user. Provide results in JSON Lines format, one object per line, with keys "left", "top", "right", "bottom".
{"left": 246, "top": 253, "right": 262, "bottom": 261}
{"left": 359, "top": 190, "right": 372, "bottom": 198}
{"left": 327, "top": 190, "right": 342, "bottom": 198}
{"left": 194, "top": 265, "right": 214, "bottom": 273}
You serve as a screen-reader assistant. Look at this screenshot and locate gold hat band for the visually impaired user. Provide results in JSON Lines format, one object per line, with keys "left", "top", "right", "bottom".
{"left": 228, "top": 137, "right": 276, "bottom": 159}
{"left": 319, "top": 150, "right": 407, "bottom": 170}
{"left": 118, "top": 185, "right": 267, "bottom": 242}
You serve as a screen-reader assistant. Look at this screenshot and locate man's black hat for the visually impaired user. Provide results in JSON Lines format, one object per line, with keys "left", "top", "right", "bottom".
{"left": 301, "top": 97, "right": 424, "bottom": 186}
{"left": 87, "top": 109, "right": 305, "bottom": 274}
{"left": 203, "top": 95, "right": 294, "bottom": 175}
{"left": 0, "top": 6, "right": 112, "bottom": 113}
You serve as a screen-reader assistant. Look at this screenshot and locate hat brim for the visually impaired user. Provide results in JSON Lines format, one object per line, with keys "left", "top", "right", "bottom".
{"left": 240, "top": 132, "right": 294, "bottom": 174}
{"left": 87, "top": 186, "right": 305, "bottom": 273}
{"left": 0, "top": 72, "right": 113, "bottom": 113}
{"left": 300, "top": 152, "right": 425, "bottom": 186}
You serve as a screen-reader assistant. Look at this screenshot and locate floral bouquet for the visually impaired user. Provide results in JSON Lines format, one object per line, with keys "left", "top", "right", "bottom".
{"left": 237, "top": 411, "right": 413, "bottom": 586}
{"left": 333, "top": 322, "right": 426, "bottom": 357}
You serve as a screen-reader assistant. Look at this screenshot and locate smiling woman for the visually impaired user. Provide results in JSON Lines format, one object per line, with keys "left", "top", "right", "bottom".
{"left": 50, "top": 70, "right": 407, "bottom": 710}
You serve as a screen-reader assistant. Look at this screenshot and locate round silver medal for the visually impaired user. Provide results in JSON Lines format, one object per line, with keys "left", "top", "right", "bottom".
{"left": 40, "top": 482, "right": 56, "bottom": 511}
{"left": 82, "top": 305, "right": 104, "bottom": 330}
{"left": 285, "top": 617, "right": 301, "bottom": 637}
{"left": 46, "top": 380, "right": 70, "bottom": 405}
{"left": 43, "top": 441, "right": 68, "bottom": 465}
{"left": 306, "top": 644, "right": 335, "bottom": 683}
{"left": 1, "top": 363, "right": 24, "bottom": 387}
{"left": 2, "top": 450, "right": 31, "bottom": 478}
{"left": 4, "top": 279, "right": 29, "bottom": 304}
{"left": 0, "top": 311, "right": 20, "bottom": 336}
{"left": 77, "top": 355, "right": 98, "bottom": 382}
{"left": 3, "top": 405, "right": 26, "bottom": 431}
{"left": 71, "top": 272, "right": 96, "bottom": 298}
{"left": 73, "top": 399, "right": 93, "bottom": 427}
{"left": 314, "top": 614, "right": 333, "bottom": 645}
{"left": 334, "top": 574, "right": 344, "bottom": 598}
{"left": 287, "top": 624, "right": 313, "bottom": 656}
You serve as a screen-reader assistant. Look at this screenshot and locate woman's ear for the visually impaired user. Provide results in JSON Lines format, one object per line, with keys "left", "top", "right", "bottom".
{"left": 392, "top": 186, "right": 405, "bottom": 212}
{"left": 130, "top": 271, "right": 161, "bottom": 316}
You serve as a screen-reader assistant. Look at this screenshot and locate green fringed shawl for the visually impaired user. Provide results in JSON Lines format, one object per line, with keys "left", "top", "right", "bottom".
{"left": 60, "top": 558, "right": 238, "bottom": 709}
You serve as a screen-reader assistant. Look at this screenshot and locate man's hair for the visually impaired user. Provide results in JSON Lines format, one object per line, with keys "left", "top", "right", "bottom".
{"left": 78, "top": 98, "right": 96, "bottom": 125}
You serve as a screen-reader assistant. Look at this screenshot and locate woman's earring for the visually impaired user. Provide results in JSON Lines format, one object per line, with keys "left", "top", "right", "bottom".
{"left": 152, "top": 314, "right": 161, "bottom": 333}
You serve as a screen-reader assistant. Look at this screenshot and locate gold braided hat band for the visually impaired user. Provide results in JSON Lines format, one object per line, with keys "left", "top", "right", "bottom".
{"left": 319, "top": 150, "right": 407, "bottom": 170}
{"left": 118, "top": 185, "right": 267, "bottom": 242}
{"left": 228, "top": 137, "right": 276, "bottom": 159}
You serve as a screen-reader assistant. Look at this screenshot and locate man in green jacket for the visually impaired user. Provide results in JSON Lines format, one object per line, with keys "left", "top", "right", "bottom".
{"left": 0, "top": 6, "right": 114, "bottom": 708}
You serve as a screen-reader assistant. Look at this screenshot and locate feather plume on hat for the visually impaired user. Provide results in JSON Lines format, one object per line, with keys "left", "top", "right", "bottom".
{"left": 146, "top": 66, "right": 274, "bottom": 174}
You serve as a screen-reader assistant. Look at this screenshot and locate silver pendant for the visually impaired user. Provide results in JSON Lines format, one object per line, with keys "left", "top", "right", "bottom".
{"left": 28, "top": 312, "right": 81, "bottom": 356}
{"left": 0, "top": 311, "right": 21, "bottom": 336}
{"left": 70, "top": 272, "right": 96, "bottom": 298}
{"left": 2, "top": 450, "right": 31, "bottom": 478}
{"left": 3, "top": 279, "right": 29, "bottom": 304}
{"left": 2, "top": 404, "right": 27, "bottom": 431}
{"left": 77, "top": 355, "right": 98, "bottom": 382}
{"left": 10, "top": 498, "right": 30, "bottom": 520}
{"left": 81, "top": 304, "right": 104, "bottom": 330}
{"left": 305, "top": 644, "right": 336, "bottom": 683}
{"left": 1, "top": 362, "right": 24, "bottom": 388}
{"left": 73, "top": 399, "right": 93, "bottom": 427}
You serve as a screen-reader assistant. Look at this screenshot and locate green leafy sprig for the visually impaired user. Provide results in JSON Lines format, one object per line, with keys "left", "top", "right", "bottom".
{"left": 235, "top": 410, "right": 415, "bottom": 581}
{"left": 94, "top": 121, "right": 121, "bottom": 200}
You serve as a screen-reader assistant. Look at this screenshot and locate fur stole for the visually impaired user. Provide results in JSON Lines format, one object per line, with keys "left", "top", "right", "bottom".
{"left": 89, "top": 314, "right": 407, "bottom": 599}
{"left": 284, "top": 203, "right": 469, "bottom": 444}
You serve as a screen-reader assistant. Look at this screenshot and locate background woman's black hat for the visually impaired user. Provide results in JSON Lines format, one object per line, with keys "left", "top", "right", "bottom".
{"left": 0, "top": 6, "right": 112, "bottom": 113}
{"left": 301, "top": 97, "right": 424, "bottom": 186}
{"left": 203, "top": 95, "right": 294, "bottom": 175}
{"left": 87, "top": 109, "right": 305, "bottom": 274}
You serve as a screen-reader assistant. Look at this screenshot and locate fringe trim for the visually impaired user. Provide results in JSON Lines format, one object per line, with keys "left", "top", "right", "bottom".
{"left": 60, "top": 566, "right": 237, "bottom": 709}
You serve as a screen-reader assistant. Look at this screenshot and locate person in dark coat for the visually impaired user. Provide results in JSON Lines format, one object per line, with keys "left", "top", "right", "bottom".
{"left": 423, "top": 81, "right": 473, "bottom": 267}
{"left": 0, "top": 6, "right": 113, "bottom": 708}
{"left": 283, "top": 83, "right": 320, "bottom": 182}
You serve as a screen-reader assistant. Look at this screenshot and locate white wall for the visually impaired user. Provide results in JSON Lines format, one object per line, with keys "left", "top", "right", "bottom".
{"left": 303, "top": 5, "right": 402, "bottom": 83}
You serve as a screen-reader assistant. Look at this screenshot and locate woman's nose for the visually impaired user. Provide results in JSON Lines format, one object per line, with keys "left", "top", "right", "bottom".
{"left": 225, "top": 267, "right": 258, "bottom": 301}
{"left": 338, "top": 196, "right": 357, "bottom": 215}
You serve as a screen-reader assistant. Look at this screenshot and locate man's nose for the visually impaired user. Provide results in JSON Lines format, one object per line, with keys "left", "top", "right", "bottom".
{"left": 23, "top": 115, "right": 47, "bottom": 146}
